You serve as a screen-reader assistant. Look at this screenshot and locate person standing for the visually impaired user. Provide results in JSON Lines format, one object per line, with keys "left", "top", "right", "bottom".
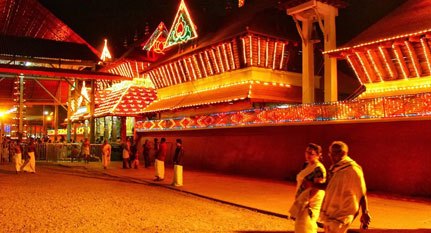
{"left": 130, "top": 141, "right": 139, "bottom": 169}
{"left": 152, "top": 138, "right": 159, "bottom": 165}
{"left": 101, "top": 139, "right": 112, "bottom": 169}
{"left": 1, "top": 138, "right": 9, "bottom": 163}
{"left": 319, "top": 141, "right": 371, "bottom": 233}
{"left": 143, "top": 139, "right": 151, "bottom": 168}
{"left": 154, "top": 138, "right": 167, "bottom": 181}
{"left": 172, "top": 138, "right": 184, "bottom": 186}
{"left": 21, "top": 138, "right": 36, "bottom": 173}
{"left": 81, "top": 138, "right": 90, "bottom": 163}
{"left": 13, "top": 140, "right": 22, "bottom": 174}
{"left": 289, "top": 143, "right": 326, "bottom": 233}
{"left": 122, "top": 138, "right": 131, "bottom": 169}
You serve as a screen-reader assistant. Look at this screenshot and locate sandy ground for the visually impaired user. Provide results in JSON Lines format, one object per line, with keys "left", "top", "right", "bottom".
{"left": 0, "top": 165, "right": 293, "bottom": 233}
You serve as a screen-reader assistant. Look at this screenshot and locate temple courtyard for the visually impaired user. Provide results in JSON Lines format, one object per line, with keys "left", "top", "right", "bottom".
{"left": 1, "top": 162, "right": 431, "bottom": 232}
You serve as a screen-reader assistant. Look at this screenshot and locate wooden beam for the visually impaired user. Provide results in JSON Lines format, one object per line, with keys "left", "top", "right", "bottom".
{"left": 367, "top": 49, "right": 386, "bottom": 82}
{"left": 421, "top": 37, "right": 431, "bottom": 76}
{"left": 378, "top": 46, "right": 398, "bottom": 80}
{"left": 355, "top": 52, "right": 376, "bottom": 83}
{"left": 392, "top": 44, "right": 410, "bottom": 79}
{"left": 346, "top": 55, "right": 368, "bottom": 84}
{"left": 33, "top": 79, "right": 68, "bottom": 111}
{"left": 404, "top": 40, "right": 422, "bottom": 77}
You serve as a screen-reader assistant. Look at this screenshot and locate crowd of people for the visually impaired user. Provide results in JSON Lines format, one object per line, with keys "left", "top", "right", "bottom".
{"left": 0, "top": 137, "right": 37, "bottom": 174}
{"left": 289, "top": 141, "right": 371, "bottom": 233}
{"left": 114, "top": 136, "right": 184, "bottom": 187}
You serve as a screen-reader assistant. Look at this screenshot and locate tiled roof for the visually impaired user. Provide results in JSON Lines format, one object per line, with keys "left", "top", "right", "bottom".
{"left": 94, "top": 82, "right": 157, "bottom": 117}
{"left": 342, "top": 0, "right": 431, "bottom": 48}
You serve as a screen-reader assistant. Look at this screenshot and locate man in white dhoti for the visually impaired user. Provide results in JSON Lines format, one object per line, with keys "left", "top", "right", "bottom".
{"left": 319, "top": 141, "right": 371, "bottom": 233}
{"left": 101, "top": 139, "right": 112, "bottom": 169}
{"left": 21, "top": 138, "right": 36, "bottom": 173}
{"left": 13, "top": 140, "right": 23, "bottom": 174}
{"left": 154, "top": 138, "right": 167, "bottom": 181}
{"left": 172, "top": 139, "right": 184, "bottom": 186}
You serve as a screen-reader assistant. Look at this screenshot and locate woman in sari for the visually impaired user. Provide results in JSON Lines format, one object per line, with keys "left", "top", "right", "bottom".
{"left": 289, "top": 143, "right": 326, "bottom": 233}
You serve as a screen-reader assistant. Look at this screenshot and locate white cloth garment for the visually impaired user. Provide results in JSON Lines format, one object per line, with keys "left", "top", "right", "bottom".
{"left": 14, "top": 153, "right": 22, "bottom": 172}
{"left": 22, "top": 151, "right": 36, "bottom": 173}
{"left": 155, "top": 159, "right": 165, "bottom": 179}
{"left": 172, "top": 165, "right": 183, "bottom": 186}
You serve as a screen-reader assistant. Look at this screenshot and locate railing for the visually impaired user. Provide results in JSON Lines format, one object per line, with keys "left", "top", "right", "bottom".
{"left": 135, "top": 92, "right": 431, "bottom": 131}
{"left": 36, "top": 143, "right": 103, "bottom": 162}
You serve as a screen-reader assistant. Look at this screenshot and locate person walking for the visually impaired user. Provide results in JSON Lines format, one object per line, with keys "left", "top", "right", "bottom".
{"left": 21, "top": 138, "right": 36, "bottom": 173}
{"left": 122, "top": 138, "right": 131, "bottom": 169}
{"left": 154, "top": 138, "right": 167, "bottom": 181}
{"left": 319, "top": 141, "right": 371, "bottom": 233}
{"left": 143, "top": 139, "right": 151, "bottom": 168}
{"left": 101, "top": 139, "right": 112, "bottom": 169}
{"left": 289, "top": 143, "right": 326, "bottom": 233}
{"left": 172, "top": 138, "right": 184, "bottom": 186}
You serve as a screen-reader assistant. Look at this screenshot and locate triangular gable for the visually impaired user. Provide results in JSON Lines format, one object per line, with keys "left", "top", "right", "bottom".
{"left": 0, "top": 0, "right": 99, "bottom": 56}
{"left": 100, "top": 39, "right": 112, "bottom": 61}
{"left": 142, "top": 22, "right": 169, "bottom": 54}
{"left": 164, "top": 0, "right": 198, "bottom": 48}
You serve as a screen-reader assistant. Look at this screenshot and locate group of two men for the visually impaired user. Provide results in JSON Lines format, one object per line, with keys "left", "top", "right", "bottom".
{"left": 153, "top": 138, "right": 184, "bottom": 187}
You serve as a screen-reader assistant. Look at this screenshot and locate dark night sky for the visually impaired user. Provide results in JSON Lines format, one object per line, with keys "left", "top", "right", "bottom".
{"left": 38, "top": 0, "right": 406, "bottom": 57}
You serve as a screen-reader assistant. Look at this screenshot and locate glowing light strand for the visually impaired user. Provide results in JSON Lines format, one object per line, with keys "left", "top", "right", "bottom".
{"left": 346, "top": 55, "right": 363, "bottom": 85}
{"left": 367, "top": 50, "right": 384, "bottom": 82}
{"left": 420, "top": 38, "right": 431, "bottom": 75}
{"left": 199, "top": 53, "right": 208, "bottom": 77}
{"left": 229, "top": 42, "right": 236, "bottom": 70}
{"left": 392, "top": 44, "right": 409, "bottom": 79}
{"left": 379, "top": 46, "right": 395, "bottom": 79}
{"left": 404, "top": 40, "right": 421, "bottom": 77}
{"left": 356, "top": 52, "right": 373, "bottom": 83}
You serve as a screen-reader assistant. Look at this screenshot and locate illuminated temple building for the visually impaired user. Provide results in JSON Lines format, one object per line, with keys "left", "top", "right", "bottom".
{"left": 118, "top": 0, "right": 430, "bottom": 197}
{"left": 1, "top": 0, "right": 429, "bottom": 197}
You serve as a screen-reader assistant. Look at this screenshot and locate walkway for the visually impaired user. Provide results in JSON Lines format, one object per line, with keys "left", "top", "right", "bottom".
{"left": 52, "top": 161, "right": 431, "bottom": 231}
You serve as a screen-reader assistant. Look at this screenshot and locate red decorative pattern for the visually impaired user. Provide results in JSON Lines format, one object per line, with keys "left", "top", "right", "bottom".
{"left": 135, "top": 92, "right": 431, "bottom": 131}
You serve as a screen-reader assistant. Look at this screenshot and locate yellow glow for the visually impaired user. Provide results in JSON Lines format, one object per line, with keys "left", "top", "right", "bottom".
{"left": 359, "top": 76, "right": 431, "bottom": 98}
{"left": 100, "top": 39, "right": 112, "bottom": 61}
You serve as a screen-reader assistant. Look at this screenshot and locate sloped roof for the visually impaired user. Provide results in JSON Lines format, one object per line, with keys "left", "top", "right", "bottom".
{"left": 0, "top": 0, "right": 99, "bottom": 56}
{"left": 0, "top": 34, "right": 99, "bottom": 61}
{"left": 149, "top": 0, "right": 300, "bottom": 66}
{"left": 94, "top": 80, "right": 157, "bottom": 117}
{"left": 342, "top": 0, "right": 431, "bottom": 48}
{"left": 140, "top": 82, "right": 297, "bottom": 113}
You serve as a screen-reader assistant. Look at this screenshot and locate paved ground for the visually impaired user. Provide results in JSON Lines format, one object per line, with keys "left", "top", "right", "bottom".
{"left": 1, "top": 161, "right": 431, "bottom": 232}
